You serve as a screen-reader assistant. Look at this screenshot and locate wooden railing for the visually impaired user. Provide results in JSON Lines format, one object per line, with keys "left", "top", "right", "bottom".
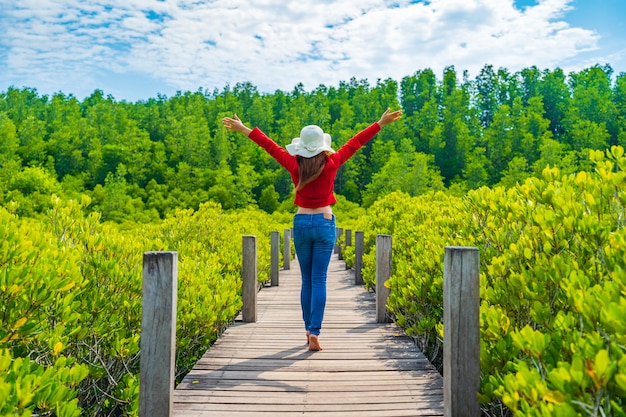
{"left": 138, "top": 230, "right": 480, "bottom": 417}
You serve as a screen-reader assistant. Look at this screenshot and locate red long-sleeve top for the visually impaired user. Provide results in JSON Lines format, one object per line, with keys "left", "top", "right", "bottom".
{"left": 248, "top": 123, "right": 382, "bottom": 208}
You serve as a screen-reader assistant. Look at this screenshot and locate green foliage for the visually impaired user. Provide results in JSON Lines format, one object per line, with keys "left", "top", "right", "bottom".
{"left": 0, "top": 195, "right": 289, "bottom": 416}
{"left": 0, "top": 203, "right": 89, "bottom": 416}
{"left": 0, "top": 349, "right": 87, "bottom": 417}
{"left": 479, "top": 159, "right": 626, "bottom": 414}
{"left": 5, "top": 167, "right": 62, "bottom": 216}
{"left": 361, "top": 138, "right": 445, "bottom": 206}
{"left": 258, "top": 184, "right": 280, "bottom": 213}
{"left": 2, "top": 64, "right": 626, "bottom": 222}
{"left": 0, "top": 112, "right": 18, "bottom": 163}
{"left": 339, "top": 147, "right": 626, "bottom": 415}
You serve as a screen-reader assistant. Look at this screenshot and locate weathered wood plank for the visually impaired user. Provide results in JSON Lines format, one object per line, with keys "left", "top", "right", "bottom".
{"left": 173, "top": 253, "right": 443, "bottom": 416}
{"left": 176, "top": 380, "right": 442, "bottom": 392}
{"left": 175, "top": 402, "right": 444, "bottom": 412}
{"left": 175, "top": 401, "right": 444, "bottom": 411}
{"left": 173, "top": 406, "right": 445, "bottom": 416}
{"left": 174, "top": 393, "right": 444, "bottom": 405}
{"left": 180, "top": 370, "right": 439, "bottom": 383}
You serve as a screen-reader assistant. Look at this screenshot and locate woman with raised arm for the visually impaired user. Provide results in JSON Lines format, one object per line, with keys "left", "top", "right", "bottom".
{"left": 222, "top": 108, "right": 402, "bottom": 351}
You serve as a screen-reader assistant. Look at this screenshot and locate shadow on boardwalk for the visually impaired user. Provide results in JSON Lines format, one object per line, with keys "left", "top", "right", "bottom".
{"left": 173, "top": 254, "right": 444, "bottom": 417}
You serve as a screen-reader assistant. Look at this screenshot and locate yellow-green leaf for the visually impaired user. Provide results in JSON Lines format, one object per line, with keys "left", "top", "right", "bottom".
{"left": 543, "top": 390, "right": 565, "bottom": 404}
{"left": 12, "top": 317, "right": 27, "bottom": 330}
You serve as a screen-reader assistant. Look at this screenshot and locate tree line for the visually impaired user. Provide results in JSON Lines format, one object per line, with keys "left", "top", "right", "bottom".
{"left": 1, "top": 64, "right": 624, "bottom": 221}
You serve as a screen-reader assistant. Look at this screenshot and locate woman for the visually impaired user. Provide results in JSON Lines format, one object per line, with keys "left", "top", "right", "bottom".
{"left": 222, "top": 108, "right": 402, "bottom": 351}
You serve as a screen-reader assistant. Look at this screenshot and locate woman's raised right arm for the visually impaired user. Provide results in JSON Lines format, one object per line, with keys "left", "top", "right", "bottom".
{"left": 222, "top": 114, "right": 252, "bottom": 136}
{"left": 222, "top": 114, "right": 297, "bottom": 172}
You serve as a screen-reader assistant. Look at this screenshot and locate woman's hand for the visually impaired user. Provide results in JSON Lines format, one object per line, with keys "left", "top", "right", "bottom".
{"left": 222, "top": 114, "right": 252, "bottom": 136}
{"left": 377, "top": 108, "right": 403, "bottom": 128}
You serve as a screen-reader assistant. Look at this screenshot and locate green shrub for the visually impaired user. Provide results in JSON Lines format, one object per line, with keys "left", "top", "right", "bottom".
{"left": 343, "top": 148, "right": 626, "bottom": 415}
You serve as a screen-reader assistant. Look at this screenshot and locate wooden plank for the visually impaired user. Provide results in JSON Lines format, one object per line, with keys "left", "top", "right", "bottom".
{"left": 174, "top": 393, "right": 443, "bottom": 403}
{"left": 174, "top": 407, "right": 440, "bottom": 417}
{"left": 180, "top": 370, "right": 440, "bottom": 383}
{"left": 175, "top": 401, "right": 444, "bottom": 411}
{"left": 176, "top": 380, "right": 442, "bottom": 392}
{"left": 174, "top": 401, "right": 444, "bottom": 411}
{"left": 193, "top": 349, "right": 427, "bottom": 360}
{"left": 173, "top": 253, "right": 443, "bottom": 416}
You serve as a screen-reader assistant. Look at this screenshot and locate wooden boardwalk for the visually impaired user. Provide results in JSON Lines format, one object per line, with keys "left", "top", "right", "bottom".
{"left": 173, "top": 254, "right": 444, "bottom": 416}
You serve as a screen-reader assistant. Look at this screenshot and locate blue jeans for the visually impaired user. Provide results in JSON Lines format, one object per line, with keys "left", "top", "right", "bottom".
{"left": 293, "top": 213, "right": 336, "bottom": 336}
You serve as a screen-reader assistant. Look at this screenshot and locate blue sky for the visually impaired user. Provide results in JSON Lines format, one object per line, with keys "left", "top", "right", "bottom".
{"left": 1, "top": 0, "right": 624, "bottom": 102}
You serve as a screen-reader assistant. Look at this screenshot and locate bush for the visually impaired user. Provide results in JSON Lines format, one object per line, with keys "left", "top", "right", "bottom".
{"left": 342, "top": 148, "right": 626, "bottom": 415}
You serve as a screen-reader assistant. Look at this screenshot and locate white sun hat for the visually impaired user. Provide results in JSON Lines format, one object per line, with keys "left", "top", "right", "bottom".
{"left": 286, "top": 125, "right": 335, "bottom": 158}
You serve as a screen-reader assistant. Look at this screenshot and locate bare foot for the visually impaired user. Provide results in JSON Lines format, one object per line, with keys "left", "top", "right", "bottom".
{"left": 306, "top": 331, "right": 310, "bottom": 344}
{"left": 308, "top": 334, "right": 323, "bottom": 351}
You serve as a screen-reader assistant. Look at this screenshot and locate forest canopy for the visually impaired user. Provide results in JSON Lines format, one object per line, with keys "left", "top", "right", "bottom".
{"left": 1, "top": 64, "right": 625, "bottom": 221}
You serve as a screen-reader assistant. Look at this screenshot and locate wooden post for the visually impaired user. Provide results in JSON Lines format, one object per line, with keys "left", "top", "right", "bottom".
{"left": 444, "top": 246, "right": 480, "bottom": 417}
{"left": 345, "top": 229, "right": 352, "bottom": 269}
{"left": 336, "top": 227, "right": 344, "bottom": 259}
{"left": 376, "top": 234, "right": 392, "bottom": 323}
{"left": 270, "top": 231, "right": 279, "bottom": 286}
{"left": 140, "top": 252, "right": 177, "bottom": 417}
{"left": 242, "top": 236, "right": 257, "bottom": 323}
{"left": 283, "top": 229, "right": 291, "bottom": 270}
{"left": 355, "top": 231, "right": 364, "bottom": 285}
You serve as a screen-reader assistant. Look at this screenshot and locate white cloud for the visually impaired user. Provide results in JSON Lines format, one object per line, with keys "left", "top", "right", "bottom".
{"left": 0, "top": 0, "right": 610, "bottom": 100}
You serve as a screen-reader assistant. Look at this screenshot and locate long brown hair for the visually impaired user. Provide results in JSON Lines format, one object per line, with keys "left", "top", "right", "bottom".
{"left": 295, "top": 153, "right": 327, "bottom": 191}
